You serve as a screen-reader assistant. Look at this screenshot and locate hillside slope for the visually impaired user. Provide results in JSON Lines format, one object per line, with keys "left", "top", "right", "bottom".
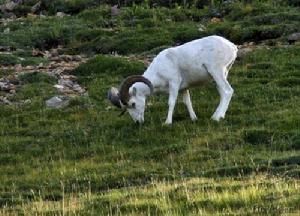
{"left": 0, "top": 0, "right": 299, "bottom": 215}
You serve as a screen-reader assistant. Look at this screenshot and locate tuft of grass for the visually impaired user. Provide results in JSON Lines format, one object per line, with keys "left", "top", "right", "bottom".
{"left": 19, "top": 72, "right": 57, "bottom": 84}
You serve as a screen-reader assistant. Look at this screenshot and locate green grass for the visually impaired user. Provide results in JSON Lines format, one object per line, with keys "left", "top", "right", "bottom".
{"left": 1, "top": 2, "right": 299, "bottom": 54}
{"left": 2, "top": 175, "right": 299, "bottom": 215}
{"left": 0, "top": 53, "right": 48, "bottom": 66}
{"left": 0, "top": 45, "right": 300, "bottom": 214}
{"left": 0, "top": 1, "right": 300, "bottom": 215}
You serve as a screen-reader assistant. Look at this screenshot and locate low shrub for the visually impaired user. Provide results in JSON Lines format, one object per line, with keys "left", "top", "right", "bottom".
{"left": 19, "top": 72, "right": 57, "bottom": 84}
{"left": 0, "top": 54, "right": 20, "bottom": 66}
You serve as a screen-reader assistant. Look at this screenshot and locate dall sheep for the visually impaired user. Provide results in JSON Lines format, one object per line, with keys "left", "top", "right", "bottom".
{"left": 108, "top": 35, "right": 238, "bottom": 124}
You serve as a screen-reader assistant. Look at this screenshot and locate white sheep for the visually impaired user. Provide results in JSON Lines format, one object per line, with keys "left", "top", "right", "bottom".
{"left": 108, "top": 35, "right": 238, "bottom": 124}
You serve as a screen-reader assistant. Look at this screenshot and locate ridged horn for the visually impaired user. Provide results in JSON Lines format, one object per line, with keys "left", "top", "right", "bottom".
{"left": 119, "top": 75, "right": 153, "bottom": 105}
{"left": 107, "top": 87, "right": 122, "bottom": 108}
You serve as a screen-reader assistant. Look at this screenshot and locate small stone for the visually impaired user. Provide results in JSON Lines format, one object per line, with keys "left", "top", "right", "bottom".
{"left": 287, "top": 32, "right": 300, "bottom": 44}
{"left": 4, "top": 28, "right": 10, "bottom": 33}
{"left": 61, "top": 55, "right": 73, "bottom": 62}
{"left": 49, "top": 56, "right": 60, "bottom": 62}
{"left": 61, "top": 75, "right": 77, "bottom": 81}
{"left": 38, "top": 62, "right": 44, "bottom": 69}
{"left": 32, "top": 49, "right": 44, "bottom": 57}
{"left": 73, "top": 84, "right": 82, "bottom": 91}
{"left": 59, "top": 79, "right": 74, "bottom": 88}
{"left": 9, "top": 89, "right": 16, "bottom": 94}
{"left": 198, "top": 24, "right": 206, "bottom": 32}
{"left": 24, "top": 99, "right": 31, "bottom": 104}
{"left": 52, "top": 68, "right": 63, "bottom": 75}
{"left": 237, "top": 47, "right": 253, "bottom": 59}
{"left": 3, "top": 2, "right": 17, "bottom": 11}
{"left": 0, "top": 46, "right": 12, "bottom": 51}
{"left": 54, "top": 84, "right": 64, "bottom": 90}
{"left": 56, "top": 12, "right": 67, "bottom": 18}
{"left": 15, "top": 64, "right": 22, "bottom": 72}
{"left": 111, "top": 5, "right": 120, "bottom": 17}
{"left": 44, "top": 50, "right": 51, "bottom": 58}
{"left": 25, "top": 65, "right": 35, "bottom": 70}
{"left": 210, "top": 17, "right": 222, "bottom": 23}
{"left": 46, "top": 96, "right": 69, "bottom": 109}
{"left": 72, "top": 55, "right": 82, "bottom": 62}
{"left": 0, "top": 96, "right": 11, "bottom": 105}
{"left": 0, "top": 81, "right": 15, "bottom": 92}
{"left": 50, "top": 49, "right": 59, "bottom": 57}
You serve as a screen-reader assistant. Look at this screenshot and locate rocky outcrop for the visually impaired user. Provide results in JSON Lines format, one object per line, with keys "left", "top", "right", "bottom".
{"left": 0, "top": 46, "right": 88, "bottom": 105}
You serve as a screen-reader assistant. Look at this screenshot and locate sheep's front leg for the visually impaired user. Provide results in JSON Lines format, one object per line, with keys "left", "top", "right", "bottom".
{"left": 165, "top": 82, "right": 180, "bottom": 125}
{"left": 182, "top": 89, "right": 197, "bottom": 121}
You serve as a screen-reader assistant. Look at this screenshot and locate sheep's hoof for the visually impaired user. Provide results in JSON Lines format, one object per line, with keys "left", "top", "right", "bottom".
{"left": 211, "top": 114, "right": 224, "bottom": 121}
{"left": 163, "top": 120, "right": 172, "bottom": 125}
{"left": 191, "top": 116, "right": 198, "bottom": 122}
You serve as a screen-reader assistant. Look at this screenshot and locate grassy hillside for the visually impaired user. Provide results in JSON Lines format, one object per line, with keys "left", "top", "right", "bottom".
{"left": 0, "top": 0, "right": 299, "bottom": 215}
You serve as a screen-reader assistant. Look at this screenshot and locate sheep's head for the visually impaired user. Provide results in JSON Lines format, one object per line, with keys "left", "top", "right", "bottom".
{"left": 108, "top": 75, "right": 153, "bottom": 123}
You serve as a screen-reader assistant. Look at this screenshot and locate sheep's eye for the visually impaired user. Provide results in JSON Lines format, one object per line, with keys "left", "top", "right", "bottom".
{"left": 131, "top": 102, "right": 136, "bottom": 108}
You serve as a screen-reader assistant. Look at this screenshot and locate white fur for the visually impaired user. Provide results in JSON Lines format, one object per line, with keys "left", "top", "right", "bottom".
{"left": 127, "top": 35, "right": 238, "bottom": 124}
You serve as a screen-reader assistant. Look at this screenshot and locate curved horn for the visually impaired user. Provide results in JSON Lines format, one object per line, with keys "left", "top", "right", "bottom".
{"left": 119, "top": 75, "right": 153, "bottom": 105}
{"left": 107, "top": 87, "right": 122, "bottom": 108}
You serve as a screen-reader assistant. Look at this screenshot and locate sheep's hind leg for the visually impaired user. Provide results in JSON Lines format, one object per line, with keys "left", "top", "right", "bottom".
{"left": 182, "top": 89, "right": 197, "bottom": 121}
{"left": 208, "top": 66, "right": 234, "bottom": 121}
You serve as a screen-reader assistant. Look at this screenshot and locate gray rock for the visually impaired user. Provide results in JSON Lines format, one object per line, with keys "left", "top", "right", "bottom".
{"left": 0, "top": 81, "right": 15, "bottom": 92}
{"left": 0, "top": 46, "right": 13, "bottom": 51}
{"left": 56, "top": 12, "right": 67, "bottom": 18}
{"left": 237, "top": 47, "right": 253, "bottom": 59}
{"left": 287, "top": 33, "right": 300, "bottom": 44}
{"left": 111, "top": 5, "right": 120, "bottom": 16}
{"left": 46, "top": 96, "right": 69, "bottom": 108}
{"left": 4, "top": 27, "right": 10, "bottom": 33}
{"left": 72, "top": 55, "right": 82, "bottom": 62}
{"left": 1, "top": 2, "right": 17, "bottom": 11}
{"left": 23, "top": 99, "right": 31, "bottom": 104}
{"left": 0, "top": 96, "right": 11, "bottom": 105}
{"left": 59, "top": 79, "right": 74, "bottom": 88}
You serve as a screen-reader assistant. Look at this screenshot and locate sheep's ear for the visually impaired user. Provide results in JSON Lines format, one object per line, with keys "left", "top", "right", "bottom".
{"left": 131, "top": 87, "right": 137, "bottom": 96}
